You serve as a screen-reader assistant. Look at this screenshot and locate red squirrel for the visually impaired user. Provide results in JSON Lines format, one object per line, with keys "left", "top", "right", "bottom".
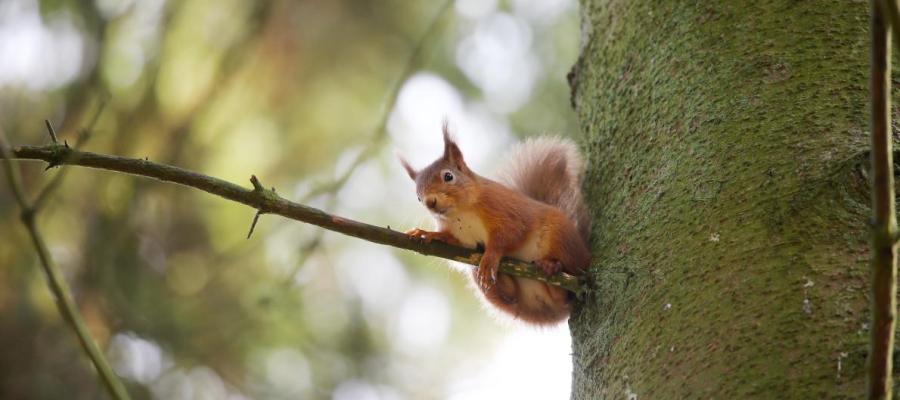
{"left": 400, "top": 123, "right": 591, "bottom": 325}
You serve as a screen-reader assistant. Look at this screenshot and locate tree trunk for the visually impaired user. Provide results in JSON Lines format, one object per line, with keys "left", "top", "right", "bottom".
{"left": 569, "top": 1, "right": 876, "bottom": 398}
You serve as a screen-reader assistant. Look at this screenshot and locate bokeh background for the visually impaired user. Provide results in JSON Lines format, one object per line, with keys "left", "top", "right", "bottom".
{"left": 0, "top": 0, "right": 582, "bottom": 398}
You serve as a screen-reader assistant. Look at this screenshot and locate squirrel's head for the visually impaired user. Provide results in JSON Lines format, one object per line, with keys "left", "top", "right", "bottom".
{"left": 399, "top": 122, "right": 477, "bottom": 217}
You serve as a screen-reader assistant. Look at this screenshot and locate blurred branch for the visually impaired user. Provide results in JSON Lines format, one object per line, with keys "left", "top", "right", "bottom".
{"left": 300, "top": 0, "right": 453, "bottom": 202}
{"left": 4, "top": 145, "right": 584, "bottom": 294}
{"left": 0, "top": 134, "right": 131, "bottom": 400}
{"left": 282, "top": 235, "right": 324, "bottom": 287}
{"left": 884, "top": 0, "right": 900, "bottom": 46}
{"left": 869, "top": 1, "right": 898, "bottom": 399}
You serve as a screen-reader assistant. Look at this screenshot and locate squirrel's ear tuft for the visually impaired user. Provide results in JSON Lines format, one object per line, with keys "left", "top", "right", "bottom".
{"left": 441, "top": 119, "right": 452, "bottom": 147}
{"left": 398, "top": 155, "right": 417, "bottom": 180}
{"left": 442, "top": 121, "right": 470, "bottom": 173}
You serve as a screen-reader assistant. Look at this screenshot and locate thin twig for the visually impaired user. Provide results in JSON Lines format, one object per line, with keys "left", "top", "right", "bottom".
{"left": 247, "top": 211, "right": 264, "bottom": 239}
{"left": 32, "top": 99, "right": 107, "bottom": 211}
{"left": 868, "top": 1, "right": 897, "bottom": 399}
{"left": 45, "top": 119, "right": 59, "bottom": 144}
{"left": 0, "top": 134, "right": 131, "bottom": 400}
{"left": 3, "top": 145, "right": 584, "bottom": 294}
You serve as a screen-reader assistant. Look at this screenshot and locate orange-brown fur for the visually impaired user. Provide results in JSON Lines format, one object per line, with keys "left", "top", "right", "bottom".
{"left": 401, "top": 124, "right": 591, "bottom": 325}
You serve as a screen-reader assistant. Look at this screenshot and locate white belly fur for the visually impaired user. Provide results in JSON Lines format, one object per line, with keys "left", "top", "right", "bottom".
{"left": 508, "top": 228, "right": 541, "bottom": 261}
{"left": 437, "top": 210, "right": 489, "bottom": 249}
{"left": 438, "top": 211, "right": 543, "bottom": 261}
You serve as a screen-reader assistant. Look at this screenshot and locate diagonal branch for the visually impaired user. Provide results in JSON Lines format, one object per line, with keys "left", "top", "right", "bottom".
{"left": 299, "top": 0, "right": 452, "bottom": 203}
{"left": 3, "top": 144, "right": 584, "bottom": 294}
{"left": 0, "top": 135, "right": 131, "bottom": 400}
{"left": 868, "top": 1, "right": 897, "bottom": 399}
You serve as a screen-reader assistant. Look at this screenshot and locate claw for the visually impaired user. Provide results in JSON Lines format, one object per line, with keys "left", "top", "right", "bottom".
{"left": 405, "top": 228, "right": 423, "bottom": 237}
{"left": 405, "top": 228, "right": 460, "bottom": 246}
{"left": 405, "top": 228, "right": 433, "bottom": 243}
{"left": 479, "top": 274, "right": 493, "bottom": 291}
{"left": 475, "top": 263, "right": 497, "bottom": 291}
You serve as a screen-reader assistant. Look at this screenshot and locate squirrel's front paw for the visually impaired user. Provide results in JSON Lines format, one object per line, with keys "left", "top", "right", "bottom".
{"left": 534, "top": 258, "right": 562, "bottom": 276}
{"left": 406, "top": 228, "right": 438, "bottom": 243}
{"left": 406, "top": 228, "right": 460, "bottom": 246}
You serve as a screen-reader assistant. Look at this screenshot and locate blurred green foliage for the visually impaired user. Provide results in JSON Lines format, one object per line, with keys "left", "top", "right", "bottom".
{"left": 0, "top": 0, "right": 580, "bottom": 398}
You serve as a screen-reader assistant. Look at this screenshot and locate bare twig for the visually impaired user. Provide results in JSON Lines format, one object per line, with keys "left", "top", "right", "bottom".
{"left": 44, "top": 119, "right": 59, "bottom": 144}
{"left": 0, "top": 134, "right": 131, "bottom": 400}
{"left": 868, "top": 1, "right": 897, "bottom": 399}
{"left": 32, "top": 99, "right": 107, "bottom": 211}
{"left": 3, "top": 145, "right": 584, "bottom": 294}
{"left": 247, "top": 211, "right": 264, "bottom": 239}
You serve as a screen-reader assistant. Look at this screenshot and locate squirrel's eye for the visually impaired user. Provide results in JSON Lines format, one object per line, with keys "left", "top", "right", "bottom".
{"left": 443, "top": 171, "right": 454, "bottom": 182}
{"left": 417, "top": 196, "right": 421, "bottom": 202}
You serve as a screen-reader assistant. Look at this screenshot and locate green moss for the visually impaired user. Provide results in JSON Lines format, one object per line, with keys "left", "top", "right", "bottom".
{"left": 570, "top": 1, "right": 879, "bottom": 398}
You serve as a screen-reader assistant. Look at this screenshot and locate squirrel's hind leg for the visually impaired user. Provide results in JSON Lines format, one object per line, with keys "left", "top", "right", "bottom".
{"left": 477, "top": 273, "right": 519, "bottom": 305}
{"left": 474, "top": 246, "right": 503, "bottom": 291}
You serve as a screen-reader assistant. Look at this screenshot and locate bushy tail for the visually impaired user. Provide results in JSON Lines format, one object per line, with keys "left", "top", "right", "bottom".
{"left": 497, "top": 136, "right": 591, "bottom": 241}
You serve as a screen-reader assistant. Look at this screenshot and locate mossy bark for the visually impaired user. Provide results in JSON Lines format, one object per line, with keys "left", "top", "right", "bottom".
{"left": 569, "top": 1, "right": 880, "bottom": 398}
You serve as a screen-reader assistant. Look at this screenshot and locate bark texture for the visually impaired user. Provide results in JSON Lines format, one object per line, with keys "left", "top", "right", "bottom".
{"left": 569, "top": 1, "right": 878, "bottom": 398}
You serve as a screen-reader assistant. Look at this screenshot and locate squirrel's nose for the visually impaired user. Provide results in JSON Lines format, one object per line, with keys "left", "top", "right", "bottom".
{"left": 425, "top": 196, "right": 437, "bottom": 209}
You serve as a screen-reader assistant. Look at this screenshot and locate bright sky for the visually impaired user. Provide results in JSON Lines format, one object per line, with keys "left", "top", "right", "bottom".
{"left": 445, "top": 325, "right": 573, "bottom": 400}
